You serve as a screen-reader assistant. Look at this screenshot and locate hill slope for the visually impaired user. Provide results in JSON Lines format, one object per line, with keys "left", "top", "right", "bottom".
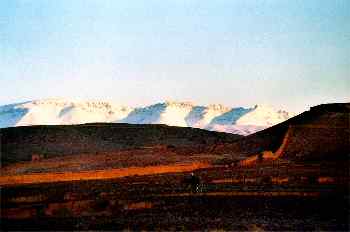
{"left": 215, "top": 103, "right": 350, "bottom": 162}
{"left": 0, "top": 123, "right": 241, "bottom": 166}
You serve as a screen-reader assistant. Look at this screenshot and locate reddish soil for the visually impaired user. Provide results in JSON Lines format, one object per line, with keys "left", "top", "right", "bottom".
{"left": 0, "top": 162, "right": 211, "bottom": 186}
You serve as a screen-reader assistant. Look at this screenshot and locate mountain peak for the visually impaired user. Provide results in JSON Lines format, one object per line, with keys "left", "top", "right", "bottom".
{"left": 207, "top": 104, "right": 230, "bottom": 112}
{"left": 163, "top": 100, "right": 194, "bottom": 108}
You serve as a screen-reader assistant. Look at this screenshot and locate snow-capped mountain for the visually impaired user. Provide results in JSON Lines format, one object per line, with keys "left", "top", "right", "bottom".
{"left": 0, "top": 99, "right": 133, "bottom": 128}
{"left": 0, "top": 99, "right": 293, "bottom": 135}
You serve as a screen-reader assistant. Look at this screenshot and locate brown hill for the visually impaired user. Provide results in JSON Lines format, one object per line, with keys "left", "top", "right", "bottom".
{"left": 214, "top": 103, "right": 350, "bottom": 162}
{"left": 0, "top": 123, "right": 241, "bottom": 166}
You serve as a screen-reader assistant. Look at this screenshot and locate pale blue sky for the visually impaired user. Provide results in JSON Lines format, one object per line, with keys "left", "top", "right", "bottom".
{"left": 0, "top": 0, "right": 349, "bottom": 112}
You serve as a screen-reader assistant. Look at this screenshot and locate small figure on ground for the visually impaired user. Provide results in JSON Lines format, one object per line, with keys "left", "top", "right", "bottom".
{"left": 183, "top": 172, "right": 201, "bottom": 193}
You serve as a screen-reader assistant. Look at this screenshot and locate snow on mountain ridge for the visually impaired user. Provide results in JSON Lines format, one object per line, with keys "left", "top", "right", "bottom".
{"left": 236, "top": 104, "right": 291, "bottom": 126}
{"left": 29, "top": 98, "right": 131, "bottom": 111}
{"left": 207, "top": 104, "right": 231, "bottom": 112}
{"left": 0, "top": 99, "right": 293, "bottom": 135}
{"left": 163, "top": 100, "right": 194, "bottom": 108}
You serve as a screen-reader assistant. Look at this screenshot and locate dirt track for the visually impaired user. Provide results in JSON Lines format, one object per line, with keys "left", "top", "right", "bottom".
{"left": 0, "top": 162, "right": 210, "bottom": 186}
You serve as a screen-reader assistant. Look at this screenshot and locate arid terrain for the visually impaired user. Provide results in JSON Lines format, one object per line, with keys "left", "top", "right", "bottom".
{"left": 1, "top": 103, "right": 349, "bottom": 231}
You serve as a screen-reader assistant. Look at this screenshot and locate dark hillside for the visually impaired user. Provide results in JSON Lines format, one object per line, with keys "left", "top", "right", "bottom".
{"left": 1, "top": 123, "right": 241, "bottom": 166}
{"left": 215, "top": 103, "right": 349, "bottom": 162}
{"left": 280, "top": 126, "right": 348, "bottom": 161}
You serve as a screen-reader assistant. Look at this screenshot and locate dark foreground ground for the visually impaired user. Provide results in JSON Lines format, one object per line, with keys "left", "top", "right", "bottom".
{"left": 2, "top": 195, "right": 349, "bottom": 231}
{"left": 1, "top": 167, "right": 349, "bottom": 231}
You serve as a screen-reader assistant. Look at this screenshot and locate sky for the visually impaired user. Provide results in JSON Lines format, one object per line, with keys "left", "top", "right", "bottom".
{"left": 0, "top": 0, "right": 349, "bottom": 112}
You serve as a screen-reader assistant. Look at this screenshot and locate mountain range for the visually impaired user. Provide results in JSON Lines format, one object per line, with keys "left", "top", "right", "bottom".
{"left": 0, "top": 99, "right": 293, "bottom": 135}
